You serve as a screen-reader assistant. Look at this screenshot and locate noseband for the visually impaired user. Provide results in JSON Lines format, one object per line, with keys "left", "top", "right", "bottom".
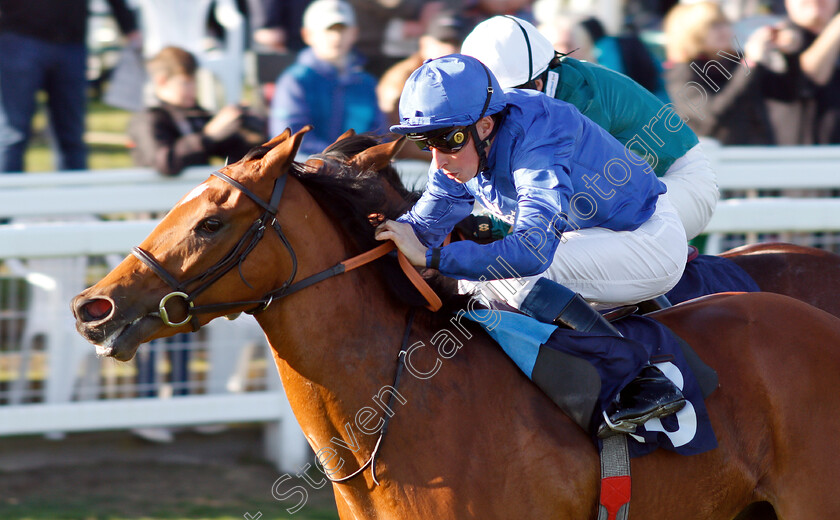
{"left": 132, "top": 168, "right": 442, "bottom": 331}
{"left": 132, "top": 169, "right": 299, "bottom": 330}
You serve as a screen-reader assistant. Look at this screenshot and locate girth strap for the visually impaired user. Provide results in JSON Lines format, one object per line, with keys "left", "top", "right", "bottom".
{"left": 597, "top": 434, "right": 631, "bottom": 520}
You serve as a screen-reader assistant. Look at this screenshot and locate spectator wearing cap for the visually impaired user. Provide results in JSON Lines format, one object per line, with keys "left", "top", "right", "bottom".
{"left": 268, "top": 0, "right": 385, "bottom": 155}
{"left": 377, "top": 10, "right": 467, "bottom": 159}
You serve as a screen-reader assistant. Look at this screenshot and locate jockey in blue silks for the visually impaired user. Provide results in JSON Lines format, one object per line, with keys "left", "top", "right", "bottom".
{"left": 374, "top": 54, "right": 688, "bottom": 436}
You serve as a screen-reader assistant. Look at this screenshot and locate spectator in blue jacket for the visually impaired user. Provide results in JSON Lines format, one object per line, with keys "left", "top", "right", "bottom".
{"left": 375, "top": 54, "right": 688, "bottom": 437}
{"left": 269, "top": 0, "right": 385, "bottom": 155}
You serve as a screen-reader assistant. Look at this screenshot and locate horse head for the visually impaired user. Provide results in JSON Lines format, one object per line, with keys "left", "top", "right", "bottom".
{"left": 71, "top": 127, "right": 314, "bottom": 361}
{"left": 72, "top": 128, "right": 434, "bottom": 362}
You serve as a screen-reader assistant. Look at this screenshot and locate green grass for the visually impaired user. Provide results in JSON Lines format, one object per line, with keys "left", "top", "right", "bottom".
{"left": 22, "top": 95, "right": 134, "bottom": 172}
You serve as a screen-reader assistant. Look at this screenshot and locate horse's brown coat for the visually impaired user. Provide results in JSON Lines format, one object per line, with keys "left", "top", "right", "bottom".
{"left": 72, "top": 130, "right": 840, "bottom": 519}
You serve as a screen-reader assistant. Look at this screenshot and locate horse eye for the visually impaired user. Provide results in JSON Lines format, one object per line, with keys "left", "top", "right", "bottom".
{"left": 197, "top": 217, "right": 223, "bottom": 234}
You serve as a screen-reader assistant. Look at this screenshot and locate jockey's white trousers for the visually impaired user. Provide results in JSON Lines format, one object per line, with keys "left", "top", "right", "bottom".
{"left": 461, "top": 193, "right": 688, "bottom": 309}
{"left": 661, "top": 143, "right": 719, "bottom": 240}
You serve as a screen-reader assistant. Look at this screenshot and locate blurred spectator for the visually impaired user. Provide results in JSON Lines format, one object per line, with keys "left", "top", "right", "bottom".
{"left": 128, "top": 47, "right": 266, "bottom": 176}
{"left": 537, "top": 13, "right": 598, "bottom": 62}
{"left": 131, "top": 335, "right": 191, "bottom": 443}
{"left": 0, "top": 0, "right": 139, "bottom": 173}
{"left": 347, "top": 0, "right": 450, "bottom": 79}
{"left": 269, "top": 0, "right": 385, "bottom": 155}
{"left": 377, "top": 9, "right": 467, "bottom": 160}
{"left": 763, "top": 0, "right": 840, "bottom": 143}
{"left": 663, "top": 1, "right": 789, "bottom": 144}
{"left": 579, "top": 16, "right": 667, "bottom": 99}
{"left": 348, "top": 0, "right": 452, "bottom": 79}
{"left": 533, "top": 0, "right": 622, "bottom": 34}
{"left": 248, "top": 0, "right": 311, "bottom": 52}
{"left": 464, "top": 0, "right": 536, "bottom": 23}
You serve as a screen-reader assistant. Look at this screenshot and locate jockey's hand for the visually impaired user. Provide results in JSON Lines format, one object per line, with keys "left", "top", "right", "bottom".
{"left": 374, "top": 220, "right": 429, "bottom": 267}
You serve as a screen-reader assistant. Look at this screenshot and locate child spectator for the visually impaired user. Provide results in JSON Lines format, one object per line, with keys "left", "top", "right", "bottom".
{"left": 129, "top": 46, "right": 265, "bottom": 176}
{"left": 269, "top": 0, "right": 385, "bottom": 156}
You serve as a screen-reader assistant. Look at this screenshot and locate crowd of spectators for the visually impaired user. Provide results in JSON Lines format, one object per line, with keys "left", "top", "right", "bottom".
{"left": 1, "top": 0, "right": 840, "bottom": 175}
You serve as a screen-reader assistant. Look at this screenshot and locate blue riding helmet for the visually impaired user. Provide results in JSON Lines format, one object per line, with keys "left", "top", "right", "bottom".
{"left": 390, "top": 54, "right": 507, "bottom": 135}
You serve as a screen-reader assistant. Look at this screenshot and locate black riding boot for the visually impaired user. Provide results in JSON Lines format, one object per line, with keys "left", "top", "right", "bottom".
{"left": 596, "top": 364, "right": 686, "bottom": 438}
{"left": 552, "top": 291, "right": 623, "bottom": 335}
{"left": 520, "top": 279, "right": 686, "bottom": 437}
{"left": 552, "top": 293, "right": 686, "bottom": 438}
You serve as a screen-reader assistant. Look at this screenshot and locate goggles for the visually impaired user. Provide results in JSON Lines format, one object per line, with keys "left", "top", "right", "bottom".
{"left": 407, "top": 126, "right": 471, "bottom": 153}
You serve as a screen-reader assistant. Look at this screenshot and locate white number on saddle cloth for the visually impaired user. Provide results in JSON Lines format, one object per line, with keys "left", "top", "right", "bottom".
{"left": 630, "top": 361, "right": 698, "bottom": 448}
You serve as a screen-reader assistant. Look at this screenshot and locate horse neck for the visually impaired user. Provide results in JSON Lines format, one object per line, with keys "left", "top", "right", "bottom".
{"left": 254, "top": 176, "right": 414, "bottom": 458}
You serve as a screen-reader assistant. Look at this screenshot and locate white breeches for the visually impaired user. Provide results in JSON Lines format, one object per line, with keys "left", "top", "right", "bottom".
{"left": 461, "top": 193, "right": 688, "bottom": 309}
{"left": 661, "top": 143, "right": 719, "bottom": 240}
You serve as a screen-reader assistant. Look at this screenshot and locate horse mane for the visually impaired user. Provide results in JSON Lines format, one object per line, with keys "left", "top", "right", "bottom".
{"left": 323, "top": 133, "right": 423, "bottom": 211}
{"left": 274, "top": 140, "right": 469, "bottom": 314}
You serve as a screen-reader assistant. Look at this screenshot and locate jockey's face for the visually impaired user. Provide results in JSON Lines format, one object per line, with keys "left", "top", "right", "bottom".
{"left": 431, "top": 116, "right": 495, "bottom": 184}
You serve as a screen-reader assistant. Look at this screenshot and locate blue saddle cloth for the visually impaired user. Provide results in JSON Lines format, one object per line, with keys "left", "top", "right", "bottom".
{"left": 666, "top": 253, "right": 760, "bottom": 304}
{"left": 465, "top": 309, "right": 718, "bottom": 458}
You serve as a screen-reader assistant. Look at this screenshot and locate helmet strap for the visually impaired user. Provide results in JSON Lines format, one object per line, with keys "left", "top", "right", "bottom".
{"left": 473, "top": 63, "right": 495, "bottom": 174}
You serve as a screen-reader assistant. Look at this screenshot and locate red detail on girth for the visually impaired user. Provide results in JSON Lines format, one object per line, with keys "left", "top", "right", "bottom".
{"left": 600, "top": 475, "right": 631, "bottom": 519}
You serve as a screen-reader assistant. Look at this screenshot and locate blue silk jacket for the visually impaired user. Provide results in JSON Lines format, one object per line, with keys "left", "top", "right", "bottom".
{"left": 398, "top": 89, "right": 667, "bottom": 281}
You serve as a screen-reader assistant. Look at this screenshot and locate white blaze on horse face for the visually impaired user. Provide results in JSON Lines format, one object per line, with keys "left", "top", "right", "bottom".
{"left": 178, "top": 183, "right": 211, "bottom": 206}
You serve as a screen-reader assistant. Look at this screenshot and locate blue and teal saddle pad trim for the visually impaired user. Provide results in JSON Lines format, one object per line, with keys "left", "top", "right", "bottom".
{"left": 464, "top": 307, "right": 719, "bottom": 458}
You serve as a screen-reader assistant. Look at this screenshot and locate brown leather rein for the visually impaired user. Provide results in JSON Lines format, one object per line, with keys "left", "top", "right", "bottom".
{"left": 132, "top": 169, "right": 441, "bottom": 331}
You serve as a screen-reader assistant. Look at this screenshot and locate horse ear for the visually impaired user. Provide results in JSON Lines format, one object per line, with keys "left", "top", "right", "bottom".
{"left": 263, "top": 126, "right": 312, "bottom": 172}
{"left": 348, "top": 136, "right": 406, "bottom": 172}
{"left": 262, "top": 128, "right": 292, "bottom": 148}
{"left": 326, "top": 129, "right": 356, "bottom": 151}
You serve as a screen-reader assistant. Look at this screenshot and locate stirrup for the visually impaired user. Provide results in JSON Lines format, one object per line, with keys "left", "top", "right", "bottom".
{"left": 597, "top": 410, "right": 638, "bottom": 438}
{"left": 597, "top": 398, "right": 686, "bottom": 438}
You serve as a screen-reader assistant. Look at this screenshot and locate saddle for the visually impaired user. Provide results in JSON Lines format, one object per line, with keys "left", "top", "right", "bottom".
{"left": 465, "top": 300, "right": 719, "bottom": 455}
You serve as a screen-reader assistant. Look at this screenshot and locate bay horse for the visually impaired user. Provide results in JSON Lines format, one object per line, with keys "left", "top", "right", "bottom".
{"left": 317, "top": 130, "right": 840, "bottom": 319}
{"left": 72, "top": 128, "right": 840, "bottom": 519}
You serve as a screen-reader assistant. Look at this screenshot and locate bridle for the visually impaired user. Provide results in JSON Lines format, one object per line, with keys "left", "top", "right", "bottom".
{"left": 132, "top": 163, "right": 443, "bottom": 485}
{"left": 132, "top": 168, "right": 441, "bottom": 332}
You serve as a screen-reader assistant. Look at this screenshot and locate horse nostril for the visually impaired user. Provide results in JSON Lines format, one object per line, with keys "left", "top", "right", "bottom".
{"left": 79, "top": 298, "right": 114, "bottom": 323}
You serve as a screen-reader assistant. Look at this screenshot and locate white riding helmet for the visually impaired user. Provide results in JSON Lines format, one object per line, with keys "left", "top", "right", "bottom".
{"left": 462, "top": 15, "right": 556, "bottom": 89}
